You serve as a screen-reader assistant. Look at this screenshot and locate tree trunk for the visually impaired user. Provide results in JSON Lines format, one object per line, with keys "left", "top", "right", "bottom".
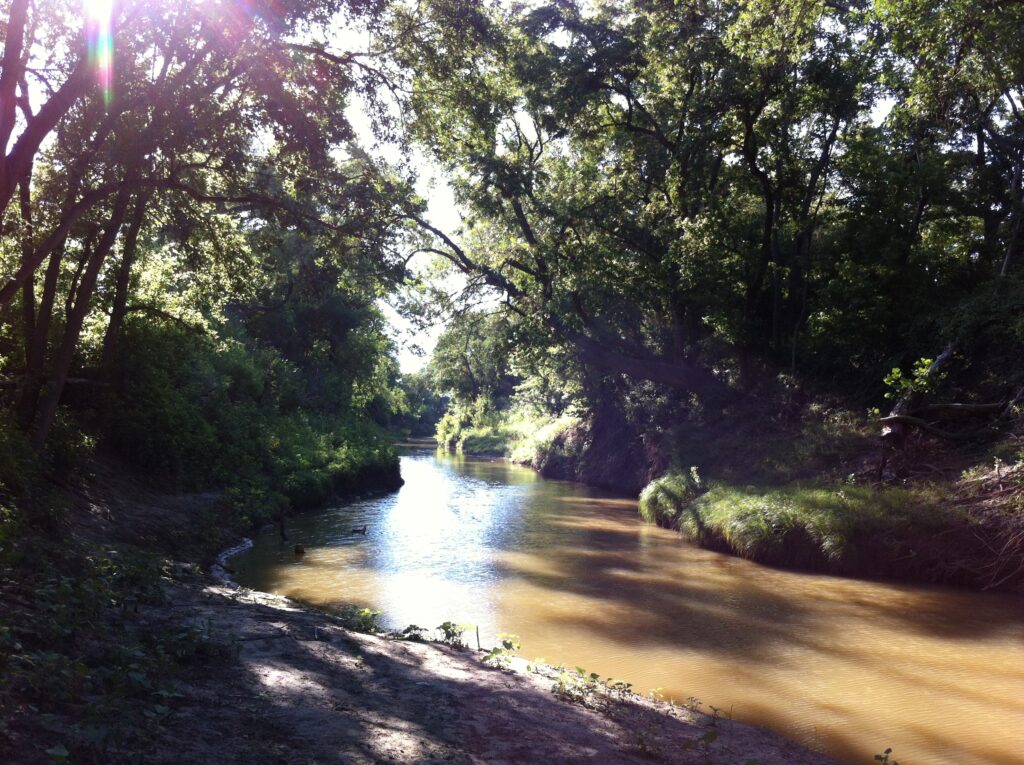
{"left": 15, "top": 172, "right": 85, "bottom": 428}
{"left": 0, "top": 0, "right": 30, "bottom": 154}
{"left": 31, "top": 191, "right": 130, "bottom": 449}
{"left": 101, "top": 192, "right": 148, "bottom": 373}
{"left": 18, "top": 173, "right": 35, "bottom": 364}
{"left": 1000, "top": 163, "right": 1022, "bottom": 278}
{"left": 0, "top": 184, "right": 121, "bottom": 308}
{"left": 0, "top": 57, "right": 89, "bottom": 220}
{"left": 15, "top": 235, "right": 68, "bottom": 429}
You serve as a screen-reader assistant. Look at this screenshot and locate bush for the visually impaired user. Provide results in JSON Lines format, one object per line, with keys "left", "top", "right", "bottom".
{"left": 0, "top": 412, "right": 36, "bottom": 498}
{"left": 509, "top": 413, "right": 582, "bottom": 467}
{"left": 107, "top": 319, "right": 400, "bottom": 506}
{"left": 0, "top": 532, "right": 221, "bottom": 761}
{"left": 218, "top": 483, "right": 290, "bottom": 529}
{"left": 459, "top": 426, "right": 515, "bottom": 455}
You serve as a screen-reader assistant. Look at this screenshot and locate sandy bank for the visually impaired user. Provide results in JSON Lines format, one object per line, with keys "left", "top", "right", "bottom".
{"left": 141, "top": 575, "right": 840, "bottom": 765}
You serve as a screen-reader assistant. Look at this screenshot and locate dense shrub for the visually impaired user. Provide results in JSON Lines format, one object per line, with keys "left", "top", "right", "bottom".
{"left": 105, "top": 319, "right": 399, "bottom": 521}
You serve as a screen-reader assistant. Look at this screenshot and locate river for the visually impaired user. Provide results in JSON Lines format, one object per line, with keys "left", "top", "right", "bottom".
{"left": 233, "top": 450, "right": 1024, "bottom": 765}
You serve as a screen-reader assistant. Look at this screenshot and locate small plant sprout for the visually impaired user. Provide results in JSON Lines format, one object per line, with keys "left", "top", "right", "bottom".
{"left": 398, "top": 624, "right": 427, "bottom": 641}
{"left": 437, "top": 620, "right": 471, "bottom": 648}
{"left": 685, "top": 695, "right": 702, "bottom": 713}
{"left": 551, "top": 666, "right": 604, "bottom": 708}
{"left": 681, "top": 730, "right": 719, "bottom": 764}
{"left": 482, "top": 633, "right": 521, "bottom": 669}
{"left": 630, "top": 713, "right": 662, "bottom": 758}
{"left": 874, "top": 748, "right": 900, "bottom": 765}
{"left": 606, "top": 679, "right": 634, "bottom": 701}
{"left": 709, "top": 704, "right": 722, "bottom": 726}
{"left": 699, "top": 730, "right": 719, "bottom": 760}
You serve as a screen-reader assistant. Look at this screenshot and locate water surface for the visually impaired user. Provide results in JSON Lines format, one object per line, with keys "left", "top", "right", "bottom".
{"left": 234, "top": 451, "right": 1024, "bottom": 765}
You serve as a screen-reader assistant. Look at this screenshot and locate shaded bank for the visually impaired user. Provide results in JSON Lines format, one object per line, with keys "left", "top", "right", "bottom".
{"left": 121, "top": 581, "right": 843, "bottom": 765}
{"left": 446, "top": 398, "right": 1024, "bottom": 592}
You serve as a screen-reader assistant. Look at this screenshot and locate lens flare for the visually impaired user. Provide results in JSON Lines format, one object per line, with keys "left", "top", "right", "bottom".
{"left": 84, "top": 0, "right": 114, "bottom": 106}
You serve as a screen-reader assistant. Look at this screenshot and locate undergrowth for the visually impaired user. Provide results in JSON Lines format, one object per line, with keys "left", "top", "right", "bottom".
{"left": 435, "top": 397, "right": 581, "bottom": 464}
{"left": 639, "top": 470, "right": 984, "bottom": 581}
{"left": 0, "top": 512, "right": 225, "bottom": 762}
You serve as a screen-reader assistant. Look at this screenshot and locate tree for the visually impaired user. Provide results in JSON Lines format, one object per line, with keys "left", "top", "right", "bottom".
{"left": 0, "top": 0, "right": 413, "bottom": 447}
{"left": 383, "top": 0, "right": 1023, "bottom": 409}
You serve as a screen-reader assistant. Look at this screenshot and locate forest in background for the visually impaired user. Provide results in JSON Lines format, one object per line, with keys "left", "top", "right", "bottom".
{"left": 406, "top": 0, "right": 1023, "bottom": 442}
{"left": 403, "top": 0, "right": 1024, "bottom": 586}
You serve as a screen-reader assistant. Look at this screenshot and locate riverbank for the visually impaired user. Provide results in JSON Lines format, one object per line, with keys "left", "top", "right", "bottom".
{"left": 438, "top": 394, "right": 1024, "bottom": 592}
{"left": 0, "top": 455, "right": 844, "bottom": 764}
{"left": 107, "top": 578, "right": 842, "bottom": 765}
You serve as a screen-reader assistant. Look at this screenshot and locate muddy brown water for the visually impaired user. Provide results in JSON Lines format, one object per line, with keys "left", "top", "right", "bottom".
{"left": 234, "top": 451, "right": 1024, "bottom": 765}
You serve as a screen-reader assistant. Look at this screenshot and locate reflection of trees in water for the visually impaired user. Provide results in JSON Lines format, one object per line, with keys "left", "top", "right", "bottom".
{"left": 437, "top": 452, "right": 540, "bottom": 486}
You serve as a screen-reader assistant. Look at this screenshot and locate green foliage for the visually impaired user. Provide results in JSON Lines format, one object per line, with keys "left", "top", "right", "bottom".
{"left": 0, "top": 412, "right": 38, "bottom": 499}
{"left": 435, "top": 393, "right": 583, "bottom": 464}
{"left": 427, "top": 311, "right": 519, "bottom": 405}
{"left": 551, "top": 666, "right": 604, "bottom": 708}
{"left": 644, "top": 477, "right": 965, "bottom": 576}
{"left": 508, "top": 412, "right": 584, "bottom": 467}
{"left": 337, "top": 606, "right": 382, "bottom": 633}
{"left": 0, "top": 534, "right": 223, "bottom": 761}
{"left": 639, "top": 468, "right": 707, "bottom": 528}
{"left": 435, "top": 396, "right": 512, "bottom": 454}
{"left": 397, "top": 624, "right": 428, "bottom": 641}
{"left": 883, "top": 357, "right": 947, "bottom": 400}
{"left": 436, "top": 620, "right": 470, "bottom": 648}
{"left": 692, "top": 730, "right": 720, "bottom": 763}
{"left": 107, "top": 319, "right": 399, "bottom": 523}
{"left": 383, "top": 0, "right": 1024, "bottom": 412}
{"left": 482, "top": 633, "right": 521, "bottom": 669}
{"left": 458, "top": 426, "right": 516, "bottom": 456}
{"left": 390, "top": 371, "right": 448, "bottom": 437}
{"left": 217, "top": 484, "right": 290, "bottom": 530}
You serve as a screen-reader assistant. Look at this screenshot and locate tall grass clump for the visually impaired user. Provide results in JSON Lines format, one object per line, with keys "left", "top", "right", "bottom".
{"left": 638, "top": 468, "right": 707, "bottom": 528}
{"left": 639, "top": 473, "right": 971, "bottom": 579}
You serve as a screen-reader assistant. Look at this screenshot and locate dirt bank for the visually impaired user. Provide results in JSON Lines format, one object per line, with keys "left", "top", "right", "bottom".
{"left": 136, "top": 577, "right": 839, "bottom": 765}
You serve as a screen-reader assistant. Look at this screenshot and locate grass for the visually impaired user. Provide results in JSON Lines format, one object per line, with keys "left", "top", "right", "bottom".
{"left": 638, "top": 468, "right": 706, "bottom": 528}
{"left": 436, "top": 405, "right": 581, "bottom": 462}
{"left": 458, "top": 426, "right": 516, "bottom": 455}
{"left": 640, "top": 471, "right": 970, "bottom": 578}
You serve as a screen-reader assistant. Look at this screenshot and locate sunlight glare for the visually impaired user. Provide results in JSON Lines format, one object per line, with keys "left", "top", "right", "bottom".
{"left": 83, "top": 0, "right": 114, "bottom": 106}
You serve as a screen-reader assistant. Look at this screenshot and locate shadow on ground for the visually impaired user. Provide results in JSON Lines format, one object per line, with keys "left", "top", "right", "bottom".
{"left": 144, "top": 583, "right": 840, "bottom": 765}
